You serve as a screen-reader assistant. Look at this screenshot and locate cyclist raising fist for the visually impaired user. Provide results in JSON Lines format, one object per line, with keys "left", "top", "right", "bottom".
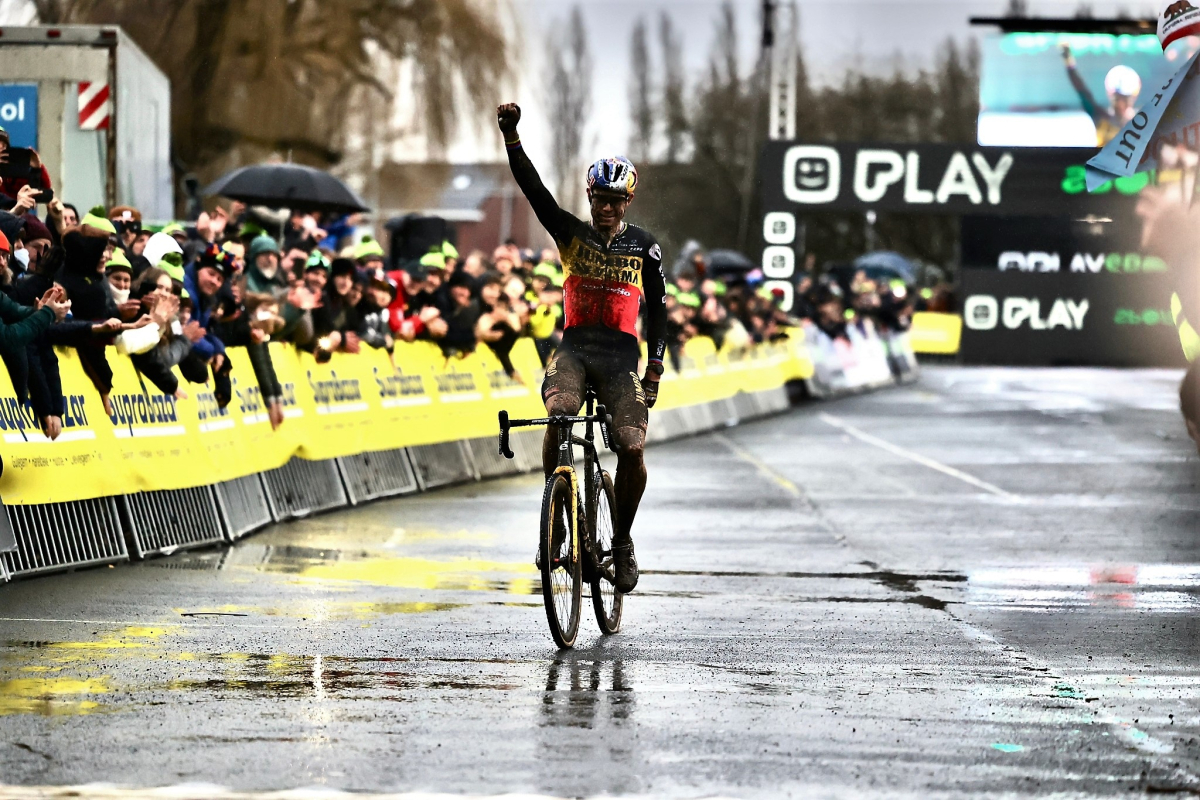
{"left": 498, "top": 102, "right": 667, "bottom": 594}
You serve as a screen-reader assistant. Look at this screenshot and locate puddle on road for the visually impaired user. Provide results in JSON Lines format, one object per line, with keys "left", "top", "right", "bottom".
{"left": 2, "top": 647, "right": 530, "bottom": 714}
{"left": 0, "top": 676, "right": 110, "bottom": 716}
{"left": 966, "top": 564, "right": 1200, "bottom": 612}
{"left": 0, "top": 626, "right": 176, "bottom": 717}
{"left": 164, "top": 653, "right": 523, "bottom": 699}
{"left": 151, "top": 541, "right": 539, "bottom": 599}
{"left": 169, "top": 601, "right": 472, "bottom": 621}
{"left": 646, "top": 563, "right": 1200, "bottom": 614}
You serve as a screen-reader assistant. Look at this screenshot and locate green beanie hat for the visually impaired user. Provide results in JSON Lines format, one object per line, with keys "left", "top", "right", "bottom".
{"left": 419, "top": 250, "right": 447, "bottom": 272}
{"left": 677, "top": 291, "right": 701, "bottom": 308}
{"left": 533, "top": 263, "right": 559, "bottom": 281}
{"left": 161, "top": 221, "right": 186, "bottom": 238}
{"left": 105, "top": 248, "right": 132, "bottom": 274}
{"left": 247, "top": 234, "right": 280, "bottom": 263}
{"left": 158, "top": 251, "right": 185, "bottom": 283}
{"left": 353, "top": 234, "right": 385, "bottom": 262}
{"left": 81, "top": 206, "right": 117, "bottom": 236}
{"left": 441, "top": 240, "right": 459, "bottom": 260}
{"left": 306, "top": 250, "right": 330, "bottom": 271}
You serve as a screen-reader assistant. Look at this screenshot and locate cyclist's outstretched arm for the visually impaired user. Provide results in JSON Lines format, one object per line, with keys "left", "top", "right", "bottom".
{"left": 1060, "top": 45, "right": 1100, "bottom": 120}
{"left": 497, "top": 103, "right": 573, "bottom": 239}
{"left": 643, "top": 238, "right": 669, "bottom": 370}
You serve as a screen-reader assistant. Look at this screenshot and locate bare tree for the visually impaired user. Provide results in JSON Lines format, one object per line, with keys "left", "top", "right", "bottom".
{"left": 547, "top": 5, "right": 592, "bottom": 208}
{"left": 659, "top": 13, "right": 688, "bottom": 163}
{"left": 29, "top": 0, "right": 511, "bottom": 188}
{"left": 629, "top": 17, "right": 654, "bottom": 161}
{"left": 1074, "top": 3, "right": 1095, "bottom": 18}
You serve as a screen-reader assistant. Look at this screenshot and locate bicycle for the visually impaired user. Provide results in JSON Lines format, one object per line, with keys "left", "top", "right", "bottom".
{"left": 498, "top": 389, "right": 623, "bottom": 649}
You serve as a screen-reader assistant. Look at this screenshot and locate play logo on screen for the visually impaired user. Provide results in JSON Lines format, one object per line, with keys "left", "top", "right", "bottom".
{"left": 783, "top": 146, "right": 840, "bottom": 204}
{"left": 964, "top": 295, "right": 1000, "bottom": 331}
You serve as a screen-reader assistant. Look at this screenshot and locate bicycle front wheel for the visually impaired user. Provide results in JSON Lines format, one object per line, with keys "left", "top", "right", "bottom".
{"left": 590, "top": 470, "right": 624, "bottom": 634}
{"left": 540, "top": 472, "right": 582, "bottom": 648}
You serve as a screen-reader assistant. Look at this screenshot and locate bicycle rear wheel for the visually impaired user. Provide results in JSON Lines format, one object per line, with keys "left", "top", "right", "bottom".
{"left": 540, "top": 472, "right": 582, "bottom": 648}
{"left": 590, "top": 470, "right": 624, "bottom": 634}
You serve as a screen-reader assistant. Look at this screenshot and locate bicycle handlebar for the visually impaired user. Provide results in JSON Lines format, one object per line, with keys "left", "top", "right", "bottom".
{"left": 498, "top": 410, "right": 616, "bottom": 459}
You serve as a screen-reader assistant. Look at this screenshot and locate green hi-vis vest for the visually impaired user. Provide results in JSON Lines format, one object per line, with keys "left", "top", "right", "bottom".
{"left": 1171, "top": 293, "right": 1200, "bottom": 363}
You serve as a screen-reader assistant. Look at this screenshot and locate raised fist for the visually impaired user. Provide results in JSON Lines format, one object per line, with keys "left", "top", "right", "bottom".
{"left": 497, "top": 103, "right": 521, "bottom": 134}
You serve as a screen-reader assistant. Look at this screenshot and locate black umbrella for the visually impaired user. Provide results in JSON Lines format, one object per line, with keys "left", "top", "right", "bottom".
{"left": 201, "top": 163, "right": 369, "bottom": 214}
{"left": 705, "top": 249, "right": 756, "bottom": 275}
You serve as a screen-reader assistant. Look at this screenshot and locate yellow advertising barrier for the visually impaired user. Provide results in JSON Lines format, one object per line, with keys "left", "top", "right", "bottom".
{"left": 909, "top": 312, "right": 962, "bottom": 355}
{"left": 0, "top": 335, "right": 807, "bottom": 506}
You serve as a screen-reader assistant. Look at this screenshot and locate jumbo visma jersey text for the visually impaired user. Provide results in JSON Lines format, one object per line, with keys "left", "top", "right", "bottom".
{"left": 559, "top": 227, "right": 657, "bottom": 339}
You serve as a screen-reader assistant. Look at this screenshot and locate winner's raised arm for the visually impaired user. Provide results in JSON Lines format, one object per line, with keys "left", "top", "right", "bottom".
{"left": 497, "top": 103, "right": 572, "bottom": 239}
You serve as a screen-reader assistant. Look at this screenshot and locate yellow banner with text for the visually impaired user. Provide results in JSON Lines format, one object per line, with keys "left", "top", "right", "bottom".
{"left": 0, "top": 336, "right": 806, "bottom": 505}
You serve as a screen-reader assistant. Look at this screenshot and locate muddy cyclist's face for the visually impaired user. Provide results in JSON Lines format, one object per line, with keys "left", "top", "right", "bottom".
{"left": 589, "top": 191, "right": 629, "bottom": 231}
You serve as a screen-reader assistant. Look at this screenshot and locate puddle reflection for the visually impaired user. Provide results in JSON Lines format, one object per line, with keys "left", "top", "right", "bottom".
{"left": 967, "top": 564, "right": 1200, "bottom": 612}
{"left": 540, "top": 658, "right": 633, "bottom": 730}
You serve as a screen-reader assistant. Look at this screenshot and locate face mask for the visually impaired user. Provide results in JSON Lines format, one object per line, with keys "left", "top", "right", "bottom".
{"left": 111, "top": 288, "right": 130, "bottom": 305}
{"left": 13, "top": 249, "right": 28, "bottom": 268}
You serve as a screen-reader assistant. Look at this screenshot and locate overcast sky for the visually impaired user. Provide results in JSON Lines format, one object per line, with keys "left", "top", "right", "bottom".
{"left": 429, "top": 0, "right": 1161, "bottom": 164}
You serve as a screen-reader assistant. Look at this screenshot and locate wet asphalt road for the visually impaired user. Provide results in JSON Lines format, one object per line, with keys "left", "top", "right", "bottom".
{"left": 3, "top": 366, "right": 1200, "bottom": 798}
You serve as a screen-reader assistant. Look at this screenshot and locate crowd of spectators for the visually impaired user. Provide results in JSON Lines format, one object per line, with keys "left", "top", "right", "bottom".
{"left": 0, "top": 129, "right": 934, "bottom": 443}
{"left": 660, "top": 247, "right": 925, "bottom": 369}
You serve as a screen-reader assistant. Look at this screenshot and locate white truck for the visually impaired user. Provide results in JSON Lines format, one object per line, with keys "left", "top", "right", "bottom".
{"left": 0, "top": 25, "right": 171, "bottom": 219}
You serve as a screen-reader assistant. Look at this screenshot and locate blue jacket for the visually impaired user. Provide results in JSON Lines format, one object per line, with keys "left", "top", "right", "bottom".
{"left": 182, "top": 265, "right": 226, "bottom": 361}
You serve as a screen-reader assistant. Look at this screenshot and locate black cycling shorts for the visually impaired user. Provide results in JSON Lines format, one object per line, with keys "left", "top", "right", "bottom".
{"left": 541, "top": 327, "right": 647, "bottom": 433}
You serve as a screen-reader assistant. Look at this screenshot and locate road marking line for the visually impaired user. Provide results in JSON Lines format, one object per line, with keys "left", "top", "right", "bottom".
{"left": 711, "top": 433, "right": 800, "bottom": 498}
{"left": 819, "top": 412, "right": 1018, "bottom": 501}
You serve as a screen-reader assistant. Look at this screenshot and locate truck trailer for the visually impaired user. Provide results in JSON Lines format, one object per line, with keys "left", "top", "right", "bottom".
{"left": 0, "top": 25, "right": 171, "bottom": 219}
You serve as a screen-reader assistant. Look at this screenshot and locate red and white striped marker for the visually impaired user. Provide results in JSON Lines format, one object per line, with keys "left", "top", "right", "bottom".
{"left": 77, "top": 81, "right": 110, "bottom": 130}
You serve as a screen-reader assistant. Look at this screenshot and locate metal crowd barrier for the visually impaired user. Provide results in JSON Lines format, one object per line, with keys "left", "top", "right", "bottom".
{"left": 468, "top": 436, "right": 525, "bottom": 480}
{"left": 1, "top": 497, "right": 127, "bottom": 577}
{"left": 214, "top": 474, "right": 274, "bottom": 541}
{"left": 0, "top": 387, "right": 795, "bottom": 583}
{"left": 408, "top": 441, "right": 479, "bottom": 490}
{"left": 262, "top": 457, "right": 349, "bottom": 521}
{"left": 121, "top": 487, "right": 227, "bottom": 559}
{"left": 510, "top": 428, "right": 546, "bottom": 473}
{"left": 337, "top": 449, "right": 420, "bottom": 505}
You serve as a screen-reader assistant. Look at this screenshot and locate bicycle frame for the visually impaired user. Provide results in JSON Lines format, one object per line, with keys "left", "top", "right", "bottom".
{"left": 498, "top": 395, "right": 614, "bottom": 556}
{"left": 500, "top": 396, "right": 623, "bottom": 644}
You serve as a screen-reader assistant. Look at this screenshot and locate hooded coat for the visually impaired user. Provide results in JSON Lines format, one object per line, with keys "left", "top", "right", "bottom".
{"left": 55, "top": 226, "right": 113, "bottom": 321}
{"left": 54, "top": 224, "right": 117, "bottom": 397}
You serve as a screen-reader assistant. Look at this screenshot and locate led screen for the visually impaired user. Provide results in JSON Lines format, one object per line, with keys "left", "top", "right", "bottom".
{"left": 978, "top": 32, "right": 1199, "bottom": 147}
